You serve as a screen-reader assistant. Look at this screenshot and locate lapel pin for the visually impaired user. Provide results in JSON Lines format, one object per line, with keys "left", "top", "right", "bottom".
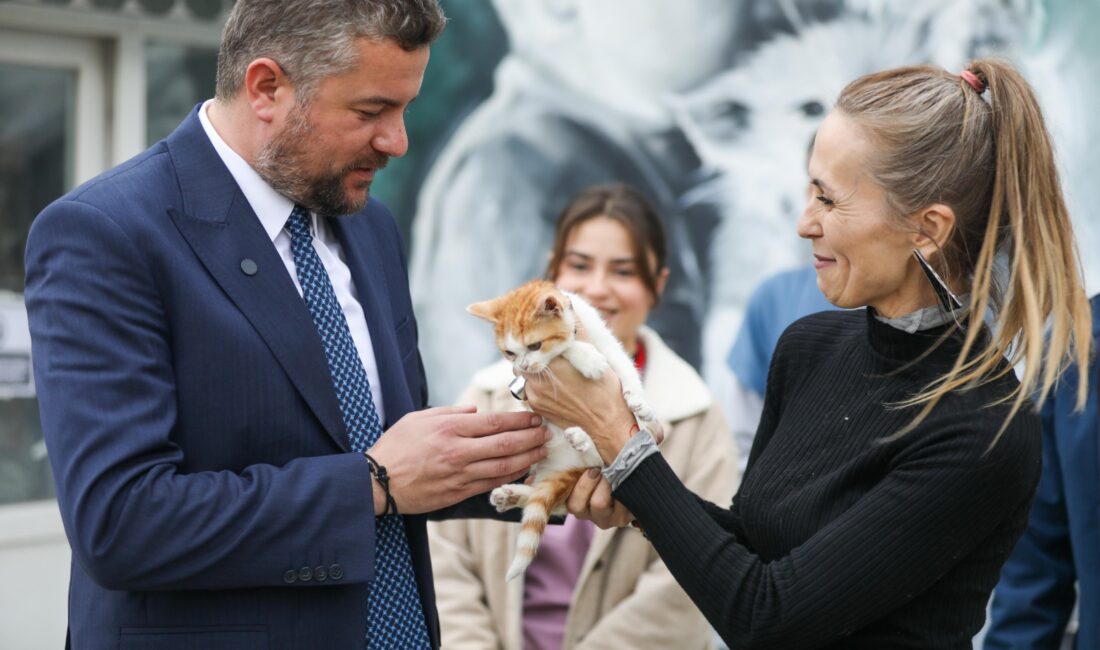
{"left": 240, "top": 258, "right": 258, "bottom": 276}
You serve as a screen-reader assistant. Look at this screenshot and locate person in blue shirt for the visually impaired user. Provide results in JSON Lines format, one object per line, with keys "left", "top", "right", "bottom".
{"left": 725, "top": 265, "right": 834, "bottom": 472}
{"left": 984, "top": 293, "right": 1100, "bottom": 650}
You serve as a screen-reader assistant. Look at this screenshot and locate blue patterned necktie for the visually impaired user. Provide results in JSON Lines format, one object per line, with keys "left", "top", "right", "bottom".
{"left": 286, "top": 205, "right": 431, "bottom": 649}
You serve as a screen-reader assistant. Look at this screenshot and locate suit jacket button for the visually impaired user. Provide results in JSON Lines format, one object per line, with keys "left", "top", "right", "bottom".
{"left": 314, "top": 565, "right": 327, "bottom": 582}
{"left": 283, "top": 569, "right": 297, "bottom": 584}
{"left": 298, "top": 566, "right": 313, "bottom": 582}
{"left": 329, "top": 563, "right": 344, "bottom": 580}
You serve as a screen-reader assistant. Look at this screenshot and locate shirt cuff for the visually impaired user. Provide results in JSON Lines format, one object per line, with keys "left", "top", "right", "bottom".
{"left": 601, "top": 427, "right": 660, "bottom": 491}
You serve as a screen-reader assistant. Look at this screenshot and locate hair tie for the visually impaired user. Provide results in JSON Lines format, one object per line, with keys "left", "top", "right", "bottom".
{"left": 960, "top": 70, "right": 986, "bottom": 94}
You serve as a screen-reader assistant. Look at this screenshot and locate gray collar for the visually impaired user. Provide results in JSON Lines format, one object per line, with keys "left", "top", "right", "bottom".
{"left": 875, "top": 294, "right": 971, "bottom": 333}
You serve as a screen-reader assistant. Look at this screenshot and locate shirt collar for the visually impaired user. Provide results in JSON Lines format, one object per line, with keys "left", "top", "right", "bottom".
{"left": 197, "top": 99, "right": 297, "bottom": 242}
{"left": 874, "top": 294, "right": 971, "bottom": 334}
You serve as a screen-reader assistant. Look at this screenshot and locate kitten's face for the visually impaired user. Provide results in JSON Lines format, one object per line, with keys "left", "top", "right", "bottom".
{"left": 468, "top": 280, "right": 576, "bottom": 373}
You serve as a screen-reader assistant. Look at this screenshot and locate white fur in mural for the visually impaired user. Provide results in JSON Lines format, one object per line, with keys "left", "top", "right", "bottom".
{"left": 671, "top": 16, "right": 933, "bottom": 390}
{"left": 670, "top": 1, "right": 1032, "bottom": 398}
{"left": 671, "top": 4, "right": 1029, "bottom": 309}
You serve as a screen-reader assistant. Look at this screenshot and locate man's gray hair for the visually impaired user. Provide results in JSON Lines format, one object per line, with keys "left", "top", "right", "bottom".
{"left": 215, "top": 0, "right": 446, "bottom": 101}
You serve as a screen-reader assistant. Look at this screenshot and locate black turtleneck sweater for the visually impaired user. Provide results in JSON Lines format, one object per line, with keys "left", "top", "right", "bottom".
{"left": 615, "top": 308, "right": 1041, "bottom": 649}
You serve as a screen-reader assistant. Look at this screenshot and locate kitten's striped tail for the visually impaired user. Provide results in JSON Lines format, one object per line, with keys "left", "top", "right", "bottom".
{"left": 506, "top": 467, "right": 589, "bottom": 581}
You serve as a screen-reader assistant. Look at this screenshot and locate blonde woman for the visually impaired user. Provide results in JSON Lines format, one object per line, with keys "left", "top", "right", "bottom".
{"left": 524, "top": 60, "right": 1092, "bottom": 649}
{"left": 428, "top": 184, "right": 737, "bottom": 650}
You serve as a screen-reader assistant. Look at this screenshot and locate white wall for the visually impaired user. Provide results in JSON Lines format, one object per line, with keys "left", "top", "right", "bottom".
{"left": 0, "top": 502, "right": 70, "bottom": 649}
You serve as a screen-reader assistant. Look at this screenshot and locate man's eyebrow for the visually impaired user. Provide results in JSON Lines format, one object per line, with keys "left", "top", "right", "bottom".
{"left": 350, "top": 95, "right": 419, "bottom": 108}
{"left": 810, "top": 178, "right": 831, "bottom": 193}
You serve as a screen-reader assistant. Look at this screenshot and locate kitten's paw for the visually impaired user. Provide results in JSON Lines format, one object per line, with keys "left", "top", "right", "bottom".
{"left": 623, "top": 389, "right": 654, "bottom": 420}
{"left": 563, "top": 426, "right": 593, "bottom": 453}
{"left": 489, "top": 484, "right": 533, "bottom": 512}
{"left": 624, "top": 390, "right": 664, "bottom": 441}
{"left": 565, "top": 342, "right": 609, "bottom": 379}
{"left": 646, "top": 418, "right": 666, "bottom": 443}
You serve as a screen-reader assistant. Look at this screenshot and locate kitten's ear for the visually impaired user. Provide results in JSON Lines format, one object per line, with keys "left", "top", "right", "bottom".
{"left": 538, "top": 295, "right": 563, "bottom": 317}
{"left": 467, "top": 298, "right": 501, "bottom": 323}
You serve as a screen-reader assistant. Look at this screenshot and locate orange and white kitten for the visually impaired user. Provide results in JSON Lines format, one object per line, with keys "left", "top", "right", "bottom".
{"left": 468, "top": 280, "right": 662, "bottom": 580}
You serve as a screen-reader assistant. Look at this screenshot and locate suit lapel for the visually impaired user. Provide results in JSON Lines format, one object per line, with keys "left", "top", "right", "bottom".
{"left": 330, "top": 213, "right": 414, "bottom": 427}
{"left": 164, "top": 106, "right": 349, "bottom": 451}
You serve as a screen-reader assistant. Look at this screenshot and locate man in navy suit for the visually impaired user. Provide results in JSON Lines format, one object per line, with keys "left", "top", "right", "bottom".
{"left": 23, "top": 1, "right": 551, "bottom": 648}
{"left": 984, "top": 294, "right": 1100, "bottom": 650}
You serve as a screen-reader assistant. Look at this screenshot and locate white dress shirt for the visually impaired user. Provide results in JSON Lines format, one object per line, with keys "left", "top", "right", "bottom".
{"left": 198, "top": 100, "right": 386, "bottom": 424}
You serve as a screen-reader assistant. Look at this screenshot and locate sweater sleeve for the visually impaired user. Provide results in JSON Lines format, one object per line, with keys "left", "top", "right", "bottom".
{"left": 577, "top": 402, "right": 737, "bottom": 650}
{"left": 613, "top": 409, "right": 1040, "bottom": 650}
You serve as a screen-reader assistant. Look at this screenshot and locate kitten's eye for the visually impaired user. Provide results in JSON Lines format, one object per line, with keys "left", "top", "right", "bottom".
{"left": 504, "top": 350, "right": 516, "bottom": 358}
{"left": 527, "top": 342, "right": 542, "bottom": 351}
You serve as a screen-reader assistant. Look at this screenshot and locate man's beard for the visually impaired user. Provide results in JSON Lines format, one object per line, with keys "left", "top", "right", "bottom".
{"left": 254, "top": 104, "right": 388, "bottom": 217}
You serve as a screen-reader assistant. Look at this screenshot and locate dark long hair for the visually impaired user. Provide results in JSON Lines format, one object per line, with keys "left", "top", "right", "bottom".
{"left": 545, "top": 183, "right": 668, "bottom": 303}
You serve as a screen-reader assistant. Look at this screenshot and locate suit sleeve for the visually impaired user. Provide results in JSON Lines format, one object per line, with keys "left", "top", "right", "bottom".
{"left": 984, "top": 396, "right": 1076, "bottom": 649}
{"left": 25, "top": 200, "right": 377, "bottom": 592}
{"left": 428, "top": 382, "right": 509, "bottom": 647}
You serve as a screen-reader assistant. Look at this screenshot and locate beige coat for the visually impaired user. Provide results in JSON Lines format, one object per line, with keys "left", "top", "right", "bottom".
{"left": 429, "top": 326, "right": 738, "bottom": 650}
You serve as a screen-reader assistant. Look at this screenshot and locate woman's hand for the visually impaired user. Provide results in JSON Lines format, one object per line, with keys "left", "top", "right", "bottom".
{"left": 524, "top": 353, "right": 636, "bottom": 464}
{"left": 567, "top": 467, "right": 634, "bottom": 529}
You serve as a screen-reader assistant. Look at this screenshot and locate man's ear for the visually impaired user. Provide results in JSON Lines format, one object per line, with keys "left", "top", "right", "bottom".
{"left": 243, "top": 57, "right": 292, "bottom": 124}
{"left": 467, "top": 298, "right": 501, "bottom": 322}
{"left": 911, "top": 203, "right": 956, "bottom": 260}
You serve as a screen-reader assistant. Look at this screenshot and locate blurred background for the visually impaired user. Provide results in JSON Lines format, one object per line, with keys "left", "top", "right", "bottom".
{"left": 0, "top": 0, "right": 1094, "bottom": 646}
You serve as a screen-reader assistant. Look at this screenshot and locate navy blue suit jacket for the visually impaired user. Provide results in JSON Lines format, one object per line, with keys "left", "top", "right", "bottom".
{"left": 985, "top": 295, "right": 1100, "bottom": 650}
{"left": 25, "top": 107, "right": 472, "bottom": 649}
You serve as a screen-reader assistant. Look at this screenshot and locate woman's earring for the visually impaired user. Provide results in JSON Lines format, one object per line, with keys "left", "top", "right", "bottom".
{"left": 913, "top": 249, "right": 963, "bottom": 311}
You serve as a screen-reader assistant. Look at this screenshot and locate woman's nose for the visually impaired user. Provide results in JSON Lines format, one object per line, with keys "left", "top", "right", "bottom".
{"left": 583, "top": 271, "right": 611, "bottom": 298}
{"left": 797, "top": 201, "right": 822, "bottom": 240}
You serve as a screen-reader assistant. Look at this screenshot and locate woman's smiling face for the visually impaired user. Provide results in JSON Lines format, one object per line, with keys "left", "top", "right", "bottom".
{"left": 797, "top": 111, "right": 926, "bottom": 318}
{"left": 552, "top": 216, "right": 663, "bottom": 355}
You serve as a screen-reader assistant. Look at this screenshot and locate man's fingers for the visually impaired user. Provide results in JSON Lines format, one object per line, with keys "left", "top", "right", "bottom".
{"left": 445, "top": 410, "right": 544, "bottom": 438}
{"left": 462, "top": 426, "right": 551, "bottom": 461}
{"left": 463, "top": 444, "right": 547, "bottom": 482}
{"left": 419, "top": 404, "right": 478, "bottom": 417}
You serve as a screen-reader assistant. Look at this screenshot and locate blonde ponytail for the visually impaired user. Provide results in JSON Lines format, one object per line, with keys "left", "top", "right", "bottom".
{"left": 837, "top": 59, "right": 1091, "bottom": 441}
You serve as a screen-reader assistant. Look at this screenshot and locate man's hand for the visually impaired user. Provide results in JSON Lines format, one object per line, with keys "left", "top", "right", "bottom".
{"left": 566, "top": 467, "right": 634, "bottom": 529}
{"left": 367, "top": 405, "right": 551, "bottom": 515}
